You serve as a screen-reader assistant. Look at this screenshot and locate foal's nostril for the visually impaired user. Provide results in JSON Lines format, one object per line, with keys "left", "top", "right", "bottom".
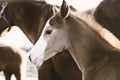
{"left": 45, "top": 30, "right": 52, "bottom": 35}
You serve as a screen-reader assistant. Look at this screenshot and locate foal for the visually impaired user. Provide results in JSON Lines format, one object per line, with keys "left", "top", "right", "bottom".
{"left": 39, "top": 1, "right": 120, "bottom": 80}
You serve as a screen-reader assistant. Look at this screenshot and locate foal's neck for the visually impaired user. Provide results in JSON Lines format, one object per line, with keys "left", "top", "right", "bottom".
{"left": 67, "top": 15, "right": 119, "bottom": 72}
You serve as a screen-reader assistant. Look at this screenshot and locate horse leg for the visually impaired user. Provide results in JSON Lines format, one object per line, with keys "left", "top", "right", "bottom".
{"left": 14, "top": 66, "right": 21, "bottom": 80}
{"left": 15, "top": 73, "right": 21, "bottom": 80}
{"left": 3, "top": 70, "right": 12, "bottom": 80}
{"left": 38, "top": 59, "right": 61, "bottom": 80}
{"left": 8, "top": 66, "right": 21, "bottom": 80}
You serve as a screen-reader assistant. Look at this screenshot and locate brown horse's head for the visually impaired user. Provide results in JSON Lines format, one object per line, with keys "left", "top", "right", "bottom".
{"left": 0, "top": 0, "right": 54, "bottom": 43}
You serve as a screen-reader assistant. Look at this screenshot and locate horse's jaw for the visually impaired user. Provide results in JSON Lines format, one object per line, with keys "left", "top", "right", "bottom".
{"left": 29, "top": 42, "right": 58, "bottom": 68}
{"left": 42, "top": 47, "right": 58, "bottom": 61}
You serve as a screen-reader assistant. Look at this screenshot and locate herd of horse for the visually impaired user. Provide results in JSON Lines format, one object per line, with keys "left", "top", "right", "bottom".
{"left": 0, "top": 0, "right": 120, "bottom": 80}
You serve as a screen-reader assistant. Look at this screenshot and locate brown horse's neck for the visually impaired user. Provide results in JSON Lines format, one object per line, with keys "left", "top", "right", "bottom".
{"left": 67, "top": 15, "right": 120, "bottom": 75}
{"left": 8, "top": 1, "right": 53, "bottom": 44}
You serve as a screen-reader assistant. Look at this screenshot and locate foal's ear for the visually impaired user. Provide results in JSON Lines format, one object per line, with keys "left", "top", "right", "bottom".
{"left": 60, "top": 0, "right": 69, "bottom": 19}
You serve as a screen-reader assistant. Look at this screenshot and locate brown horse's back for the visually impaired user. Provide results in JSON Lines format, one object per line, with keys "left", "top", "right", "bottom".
{"left": 0, "top": 46, "right": 21, "bottom": 71}
{"left": 0, "top": 45, "right": 26, "bottom": 80}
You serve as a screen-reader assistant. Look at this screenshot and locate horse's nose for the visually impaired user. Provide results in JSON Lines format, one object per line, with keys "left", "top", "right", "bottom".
{"left": 29, "top": 55, "right": 32, "bottom": 61}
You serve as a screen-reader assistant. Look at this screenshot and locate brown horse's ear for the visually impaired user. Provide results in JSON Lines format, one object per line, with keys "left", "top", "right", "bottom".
{"left": 60, "top": 0, "right": 69, "bottom": 19}
{"left": 52, "top": 6, "right": 59, "bottom": 16}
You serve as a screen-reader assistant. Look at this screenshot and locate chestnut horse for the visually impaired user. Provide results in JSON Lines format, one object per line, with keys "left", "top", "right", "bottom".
{"left": 0, "top": 44, "right": 27, "bottom": 80}
{"left": 94, "top": 0, "right": 120, "bottom": 40}
{"left": 0, "top": 0, "right": 82, "bottom": 80}
{"left": 39, "top": 1, "right": 120, "bottom": 80}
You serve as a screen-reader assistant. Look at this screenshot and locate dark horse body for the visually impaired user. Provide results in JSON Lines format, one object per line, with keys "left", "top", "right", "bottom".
{"left": 0, "top": 0, "right": 82, "bottom": 80}
{"left": 94, "top": 0, "right": 120, "bottom": 40}
{"left": 0, "top": 44, "right": 27, "bottom": 80}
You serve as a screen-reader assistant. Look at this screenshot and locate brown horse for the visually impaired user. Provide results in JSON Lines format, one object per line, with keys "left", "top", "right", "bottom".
{"left": 94, "top": 0, "right": 120, "bottom": 40}
{"left": 0, "top": 44, "right": 27, "bottom": 80}
{"left": 40, "top": 1, "right": 120, "bottom": 80}
{"left": 0, "top": 0, "right": 82, "bottom": 80}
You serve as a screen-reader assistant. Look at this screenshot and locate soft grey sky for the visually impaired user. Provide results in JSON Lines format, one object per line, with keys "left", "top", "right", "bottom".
{"left": 0, "top": 0, "right": 102, "bottom": 47}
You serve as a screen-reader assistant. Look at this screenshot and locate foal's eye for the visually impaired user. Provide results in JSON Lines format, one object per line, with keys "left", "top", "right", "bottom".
{"left": 45, "top": 30, "right": 52, "bottom": 35}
